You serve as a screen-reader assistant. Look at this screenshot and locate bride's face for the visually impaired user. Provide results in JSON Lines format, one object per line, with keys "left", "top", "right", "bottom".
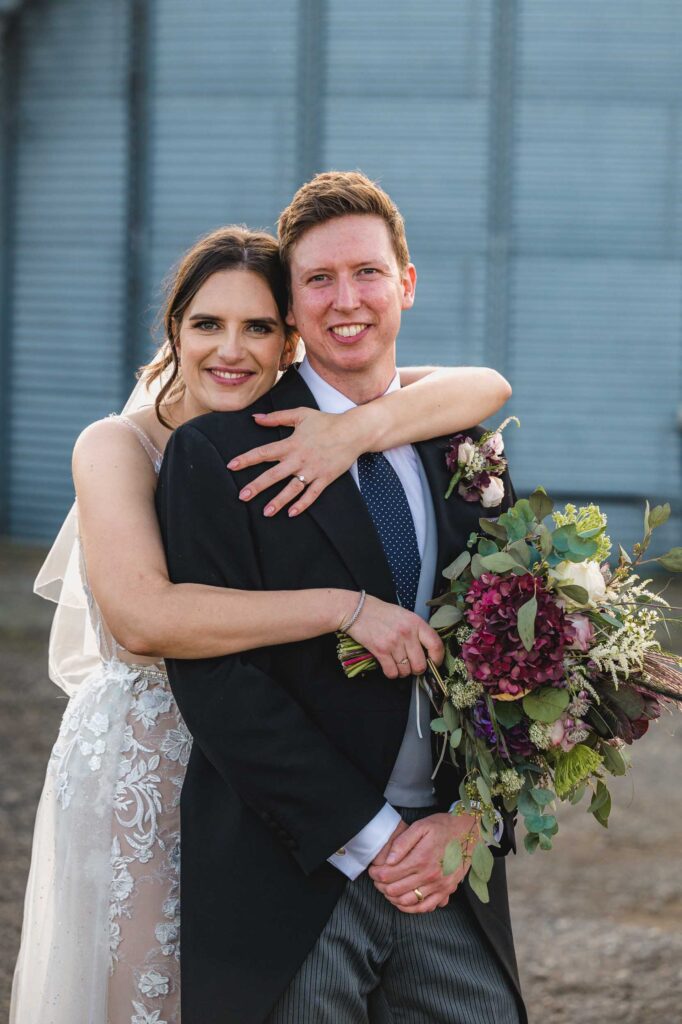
{"left": 176, "top": 268, "right": 287, "bottom": 418}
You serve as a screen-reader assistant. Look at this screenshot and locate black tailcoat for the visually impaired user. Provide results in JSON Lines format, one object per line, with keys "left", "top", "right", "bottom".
{"left": 156, "top": 368, "right": 526, "bottom": 1024}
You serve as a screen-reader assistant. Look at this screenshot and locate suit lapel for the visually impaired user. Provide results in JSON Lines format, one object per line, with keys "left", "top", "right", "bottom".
{"left": 268, "top": 370, "right": 397, "bottom": 605}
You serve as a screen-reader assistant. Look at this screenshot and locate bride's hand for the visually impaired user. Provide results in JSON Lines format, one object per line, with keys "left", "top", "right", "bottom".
{"left": 226, "top": 407, "right": 363, "bottom": 517}
{"left": 347, "top": 595, "right": 444, "bottom": 679}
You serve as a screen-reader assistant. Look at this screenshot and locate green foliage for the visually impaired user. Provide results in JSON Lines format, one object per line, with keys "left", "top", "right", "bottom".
{"left": 479, "top": 517, "right": 508, "bottom": 542}
{"left": 529, "top": 487, "right": 554, "bottom": 522}
{"left": 492, "top": 700, "right": 523, "bottom": 728}
{"left": 498, "top": 505, "right": 532, "bottom": 543}
{"left": 658, "top": 547, "right": 682, "bottom": 572}
{"left": 477, "top": 538, "right": 500, "bottom": 558}
{"left": 517, "top": 594, "right": 538, "bottom": 652}
{"left": 531, "top": 787, "right": 555, "bottom": 807}
{"left": 479, "top": 552, "right": 518, "bottom": 573}
{"left": 647, "top": 502, "right": 671, "bottom": 532}
{"left": 450, "top": 728, "right": 463, "bottom": 749}
{"left": 522, "top": 687, "right": 570, "bottom": 723}
{"left": 429, "top": 605, "right": 462, "bottom": 629}
{"left": 470, "top": 553, "right": 484, "bottom": 579}
{"left": 524, "top": 833, "right": 540, "bottom": 854}
{"left": 538, "top": 833, "right": 553, "bottom": 851}
{"left": 551, "top": 524, "right": 599, "bottom": 562}
{"left": 554, "top": 583, "right": 590, "bottom": 605}
{"left": 602, "top": 745, "right": 626, "bottom": 774}
{"left": 537, "top": 524, "right": 554, "bottom": 558}
{"left": 431, "top": 718, "right": 448, "bottom": 734}
{"left": 468, "top": 870, "right": 490, "bottom": 903}
{"left": 476, "top": 775, "right": 492, "bottom": 805}
{"left": 442, "top": 839, "right": 463, "bottom": 876}
{"left": 508, "top": 540, "right": 532, "bottom": 568}
{"left": 471, "top": 842, "right": 494, "bottom": 883}
{"left": 589, "top": 781, "right": 612, "bottom": 828}
{"left": 442, "top": 551, "right": 471, "bottom": 580}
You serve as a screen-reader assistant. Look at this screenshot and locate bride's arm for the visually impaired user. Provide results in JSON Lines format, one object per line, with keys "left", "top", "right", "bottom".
{"left": 72, "top": 420, "right": 442, "bottom": 674}
{"left": 231, "top": 365, "right": 511, "bottom": 515}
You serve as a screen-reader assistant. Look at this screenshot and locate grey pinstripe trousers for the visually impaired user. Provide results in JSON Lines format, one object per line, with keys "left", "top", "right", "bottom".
{"left": 266, "top": 808, "right": 519, "bottom": 1024}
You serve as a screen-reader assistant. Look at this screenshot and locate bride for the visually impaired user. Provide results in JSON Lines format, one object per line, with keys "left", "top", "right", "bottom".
{"left": 10, "top": 224, "right": 511, "bottom": 1024}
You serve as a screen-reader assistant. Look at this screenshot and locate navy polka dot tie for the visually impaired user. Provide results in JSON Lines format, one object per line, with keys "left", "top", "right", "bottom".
{"left": 357, "top": 452, "right": 421, "bottom": 611}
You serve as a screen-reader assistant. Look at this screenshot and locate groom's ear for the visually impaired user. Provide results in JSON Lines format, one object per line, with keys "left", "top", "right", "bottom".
{"left": 400, "top": 264, "right": 417, "bottom": 311}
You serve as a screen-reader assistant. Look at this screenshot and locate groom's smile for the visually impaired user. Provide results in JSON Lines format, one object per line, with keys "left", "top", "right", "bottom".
{"left": 286, "top": 214, "right": 417, "bottom": 401}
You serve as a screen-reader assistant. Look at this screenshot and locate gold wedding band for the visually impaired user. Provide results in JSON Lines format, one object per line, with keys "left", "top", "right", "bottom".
{"left": 414, "top": 888, "right": 424, "bottom": 903}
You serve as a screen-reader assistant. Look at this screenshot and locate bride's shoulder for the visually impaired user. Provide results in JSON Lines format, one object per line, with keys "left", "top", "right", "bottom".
{"left": 72, "top": 415, "right": 157, "bottom": 483}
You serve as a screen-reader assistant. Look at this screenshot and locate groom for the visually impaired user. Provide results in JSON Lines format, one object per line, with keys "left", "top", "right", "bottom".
{"left": 157, "top": 172, "right": 526, "bottom": 1023}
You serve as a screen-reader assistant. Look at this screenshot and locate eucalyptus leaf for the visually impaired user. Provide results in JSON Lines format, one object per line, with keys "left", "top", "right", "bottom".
{"left": 431, "top": 718, "right": 448, "bottom": 734}
{"left": 514, "top": 499, "right": 535, "bottom": 522}
{"left": 643, "top": 499, "right": 651, "bottom": 537}
{"left": 477, "top": 538, "right": 499, "bottom": 557}
{"left": 524, "top": 813, "right": 547, "bottom": 834}
{"left": 658, "top": 548, "right": 682, "bottom": 573}
{"left": 442, "top": 551, "right": 471, "bottom": 581}
{"left": 476, "top": 776, "right": 492, "bottom": 805}
{"left": 443, "top": 702, "right": 459, "bottom": 732}
{"left": 442, "top": 839, "right": 463, "bottom": 875}
{"left": 479, "top": 552, "right": 518, "bottom": 573}
{"left": 450, "top": 728, "right": 463, "bottom": 749}
{"left": 530, "top": 787, "right": 555, "bottom": 807}
{"left": 523, "top": 833, "right": 540, "bottom": 854}
{"left": 538, "top": 833, "right": 553, "bottom": 851}
{"left": 517, "top": 594, "right": 538, "bottom": 652}
{"left": 618, "top": 544, "right": 632, "bottom": 565}
{"left": 538, "top": 524, "right": 554, "bottom": 558}
{"left": 522, "top": 686, "right": 570, "bottom": 724}
{"left": 588, "top": 782, "right": 610, "bottom": 816}
{"left": 555, "top": 583, "right": 590, "bottom": 605}
{"left": 470, "top": 553, "right": 485, "bottom": 579}
{"left": 468, "top": 871, "right": 490, "bottom": 903}
{"left": 508, "top": 539, "right": 532, "bottom": 568}
{"left": 479, "top": 517, "right": 508, "bottom": 542}
{"left": 471, "top": 842, "right": 494, "bottom": 883}
{"left": 429, "top": 605, "right": 463, "bottom": 629}
{"left": 529, "top": 487, "right": 554, "bottom": 522}
{"left": 517, "top": 789, "right": 539, "bottom": 818}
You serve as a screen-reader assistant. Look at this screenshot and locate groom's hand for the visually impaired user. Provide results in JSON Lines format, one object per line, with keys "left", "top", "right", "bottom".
{"left": 368, "top": 812, "right": 479, "bottom": 914}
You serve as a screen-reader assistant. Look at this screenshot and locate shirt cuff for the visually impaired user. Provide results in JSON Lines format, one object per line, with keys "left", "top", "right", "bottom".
{"left": 449, "top": 800, "right": 504, "bottom": 844}
{"left": 327, "top": 803, "right": 402, "bottom": 880}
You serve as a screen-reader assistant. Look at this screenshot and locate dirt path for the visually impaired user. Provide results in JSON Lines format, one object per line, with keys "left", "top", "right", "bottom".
{"left": 1, "top": 542, "right": 681, "bottom": 1022}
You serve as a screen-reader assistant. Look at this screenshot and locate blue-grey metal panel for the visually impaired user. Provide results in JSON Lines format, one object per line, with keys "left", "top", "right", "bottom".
{"left": 324, "top": 2, "right": 493, "bottom": 363}
{"left": 509, "top": 2, "right": 682, "bottom": 552}
{"left": 8, "top": 0, "right": 129, "bottom": 540}
{"left": 148, "top": 0, "right": 299, "bottom": 317}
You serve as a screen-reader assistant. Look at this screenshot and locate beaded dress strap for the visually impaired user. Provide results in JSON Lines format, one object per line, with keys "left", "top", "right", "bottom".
{"left": 111, "top": 414, "right": 164, "bottom": 475}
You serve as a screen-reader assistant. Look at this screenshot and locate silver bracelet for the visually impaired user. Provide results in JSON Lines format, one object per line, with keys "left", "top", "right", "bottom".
{"left": 340, "top": 590, "right": 366, "bottom": 632}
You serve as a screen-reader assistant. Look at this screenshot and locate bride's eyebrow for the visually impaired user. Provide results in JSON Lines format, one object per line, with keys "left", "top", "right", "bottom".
{"left": 188, "top": 313, "right": 221, "bottom": 320}
{"left": 244, "top": 316, "right": 279, "bottom": 326}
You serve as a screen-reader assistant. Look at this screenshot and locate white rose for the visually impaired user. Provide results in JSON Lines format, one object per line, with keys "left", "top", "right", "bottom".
{"left": 549, "top": 560, "right": 607, "bottom": 606}
{"left": 457, "top": 440, "right": 478, "bottom": 469}
{"left": 480, "top": 476, "right": 505, "bottom": 508}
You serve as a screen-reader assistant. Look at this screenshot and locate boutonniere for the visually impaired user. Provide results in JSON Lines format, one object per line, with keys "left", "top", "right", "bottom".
{"left": 444, "top": 416, "right": 519, "bottom": 506}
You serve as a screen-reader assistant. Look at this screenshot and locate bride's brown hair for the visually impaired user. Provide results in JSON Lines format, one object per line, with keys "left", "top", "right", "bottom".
{"left": 140, "top": 225, "right": 299, "bottom": 427}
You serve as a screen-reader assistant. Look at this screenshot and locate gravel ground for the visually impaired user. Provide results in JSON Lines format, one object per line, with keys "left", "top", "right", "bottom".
{"left": 1, "top": 541, "right": 681, "bottom": 1022}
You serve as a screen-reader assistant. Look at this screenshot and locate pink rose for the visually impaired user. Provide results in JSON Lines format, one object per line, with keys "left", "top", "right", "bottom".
{"left": 549, "top": 715, "right": 579, "bottom": 752}
{"left": 566, "top": 613, "right": 594, "bottom": 652}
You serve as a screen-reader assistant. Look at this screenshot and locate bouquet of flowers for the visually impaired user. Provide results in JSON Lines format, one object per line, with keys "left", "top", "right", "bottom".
{"left": 337, "top": 422, "right": 682, "bottom": 903}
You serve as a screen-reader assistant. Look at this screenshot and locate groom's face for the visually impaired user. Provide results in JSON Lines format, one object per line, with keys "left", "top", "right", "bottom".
{"left": 286, "top": 215, "right": 416, "bottom": 386}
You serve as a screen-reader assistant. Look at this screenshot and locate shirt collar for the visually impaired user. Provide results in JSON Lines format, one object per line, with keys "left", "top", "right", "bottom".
{"left": 298, "top": 357, "right": 400, "bottom": 414}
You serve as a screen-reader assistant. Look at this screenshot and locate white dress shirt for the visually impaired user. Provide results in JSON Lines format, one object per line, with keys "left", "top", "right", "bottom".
{"left": 297, "top": 358, "right": 436, "bottom": 880}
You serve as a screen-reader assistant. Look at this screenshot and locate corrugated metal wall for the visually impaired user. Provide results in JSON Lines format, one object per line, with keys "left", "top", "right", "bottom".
{"left": 1, "top": 0, "right": 680, "bottom": 550}
{"left": 4, "top": 0, "right": 129, "bottom": 538}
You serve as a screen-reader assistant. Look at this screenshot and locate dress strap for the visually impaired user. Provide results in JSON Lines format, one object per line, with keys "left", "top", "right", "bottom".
{"left": 111, "top": 414, "right": 164, "bottom": 474}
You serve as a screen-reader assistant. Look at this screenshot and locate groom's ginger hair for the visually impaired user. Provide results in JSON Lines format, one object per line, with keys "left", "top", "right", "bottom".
{"left": 277, "top": 171, "right": 410, "bottom": 275}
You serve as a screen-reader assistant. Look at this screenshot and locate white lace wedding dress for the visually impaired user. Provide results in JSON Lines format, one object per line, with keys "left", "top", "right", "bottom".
{"left": 11, "top": 419, "right": 192, "bottom": 1024}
